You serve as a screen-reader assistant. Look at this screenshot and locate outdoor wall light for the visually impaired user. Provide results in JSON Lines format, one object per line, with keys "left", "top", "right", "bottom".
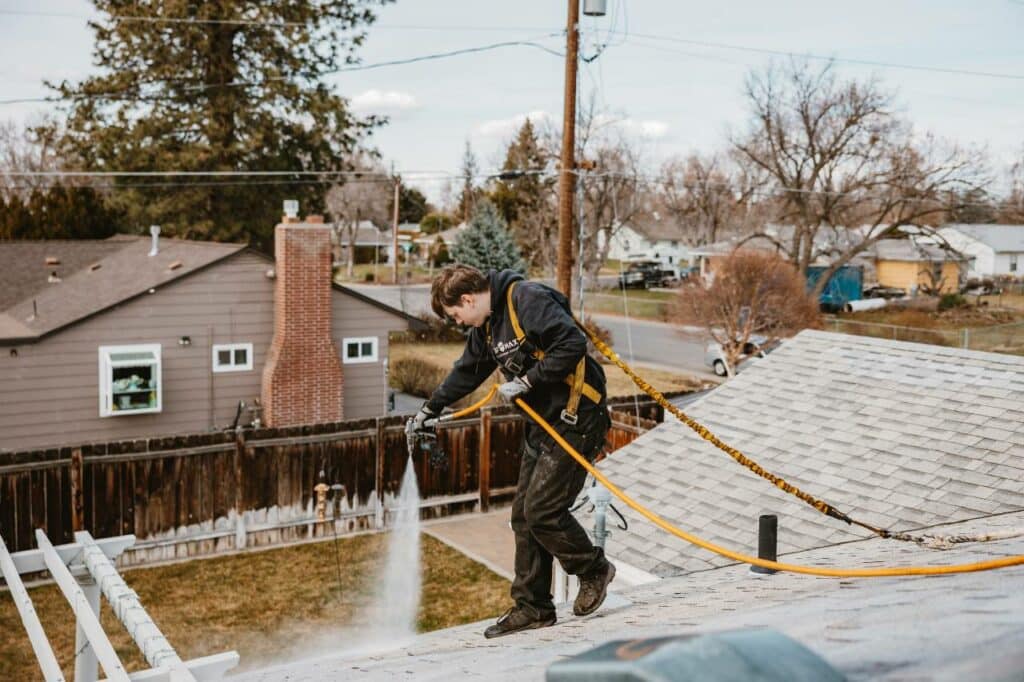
{"left": 179, "top": 336, "right": 192, "bottom": 347}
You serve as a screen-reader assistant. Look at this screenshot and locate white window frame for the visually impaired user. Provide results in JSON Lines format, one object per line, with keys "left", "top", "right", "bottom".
{"left": 342, "top": 336, "right": 379, "bottom": 364}
{"left": 212, "top": 342, "right": 254, "bottom": 373}
{"left": 1010, "top": 254, "right": 1018, "bottom": 273}
{"left": 98, "top": 344, "right": 162, "bottom": 417}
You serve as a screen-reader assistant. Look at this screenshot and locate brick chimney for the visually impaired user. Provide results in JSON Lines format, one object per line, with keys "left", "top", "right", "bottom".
{"left": 261, "top": 217, "right": 344, "bottom": 426}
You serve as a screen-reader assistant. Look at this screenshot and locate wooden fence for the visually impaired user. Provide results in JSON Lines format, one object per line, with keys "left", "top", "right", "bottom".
{"left": 0, "top": 397, "right": 664, "bottom": 565}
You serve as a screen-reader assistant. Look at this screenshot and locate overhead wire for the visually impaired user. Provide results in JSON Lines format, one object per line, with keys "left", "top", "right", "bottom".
{"left": 0, "top": 34, "right": 565, "bottom": 106}
{"left": 0, "top": 167, "right": 1012, "bottom": 211}
{"left": 611, "top": 30, "right": 1024, "bottom": 82}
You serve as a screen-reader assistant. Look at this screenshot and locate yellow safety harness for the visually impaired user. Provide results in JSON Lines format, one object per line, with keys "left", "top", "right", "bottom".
{"left": 501, "top": 281, "right": 600, "bottom": 425}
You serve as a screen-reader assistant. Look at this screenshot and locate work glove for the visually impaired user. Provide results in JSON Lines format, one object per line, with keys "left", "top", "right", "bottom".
{"left": 408, "top": 404, "right": 436, "bottom": 435}
{"left": 498, "top": 376, "right": 531, "bottom": 402}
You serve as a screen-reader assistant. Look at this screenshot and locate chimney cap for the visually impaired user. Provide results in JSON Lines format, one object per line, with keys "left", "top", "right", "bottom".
{"left": 283, "top": 199, "right": 299, "bottom": 218}
{"left": 305, "top": 215, "right": 324, "bottom": 224}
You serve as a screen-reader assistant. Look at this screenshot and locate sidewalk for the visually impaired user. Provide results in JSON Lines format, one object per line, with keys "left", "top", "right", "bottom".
{"left": 423, "top": 508, "right": 516, "bottom": 581}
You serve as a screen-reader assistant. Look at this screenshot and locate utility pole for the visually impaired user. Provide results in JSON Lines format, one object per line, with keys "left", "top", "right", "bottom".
{"left": 556, "top": 0, "right": 581, "bottom": 303}
{"left": 391, "top": 171, "right": 400, "bottom": 284}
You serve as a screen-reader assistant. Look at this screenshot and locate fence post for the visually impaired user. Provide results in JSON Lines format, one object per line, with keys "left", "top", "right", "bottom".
{"left": 479, "top": 407, "right": 492, "bottom": 513}
{"left": 962, "top": 327, "right": 970, "bottom": 349}
{"left": 233, "top": 430, "right": 246, "bottom": 549}
{"left": 70, "top": 448, "right": 85, "bottom": 533}
{"left": 375, "top": 417, "right": 386, "bottom": 529}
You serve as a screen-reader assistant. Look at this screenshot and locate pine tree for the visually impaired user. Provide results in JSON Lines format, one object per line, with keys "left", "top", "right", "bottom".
{"left": 457, "top": 141, "right": 481, "bottom": 223}
{"left": 488, "top": 119, "right": 556, "bottom": 272}
{"left": 451, "top": 200, "right": 526, "bottom": 273}
{"left": 48, "top": 1, "right": 388, "bottom": 250}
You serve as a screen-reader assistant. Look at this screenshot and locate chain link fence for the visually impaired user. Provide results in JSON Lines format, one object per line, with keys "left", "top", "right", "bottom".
{"left": 825, "top": 317, "right": 1024, "bottom": 355}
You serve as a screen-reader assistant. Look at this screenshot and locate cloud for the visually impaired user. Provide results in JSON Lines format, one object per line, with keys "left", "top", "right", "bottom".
{"left": 593, "top": 115, "right": 671, "bottom": 140}
{"left": 349, "top": 90, "right": 419, "bottom": 113}
{"left": 474, "top": 110, "right": 555, "bottom": 139}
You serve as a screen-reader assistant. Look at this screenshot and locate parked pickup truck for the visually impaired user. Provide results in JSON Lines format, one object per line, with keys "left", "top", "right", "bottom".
{"left": 618, "top": 261, "right": 678, "bottom": 289}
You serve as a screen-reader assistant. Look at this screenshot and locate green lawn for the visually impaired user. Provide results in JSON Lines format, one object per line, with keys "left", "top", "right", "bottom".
{"left": 0, "top": 534, "right": 510, "bottom": 679}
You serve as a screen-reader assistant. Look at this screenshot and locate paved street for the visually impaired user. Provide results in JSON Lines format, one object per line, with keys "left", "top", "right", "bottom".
{"left": 345, "top": 282, "right": 716, "bottom": 378}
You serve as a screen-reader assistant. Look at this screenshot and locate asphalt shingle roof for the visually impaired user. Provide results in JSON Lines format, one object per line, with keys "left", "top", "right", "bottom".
{"left": 0, "top": 237, "right": 136, "bottom": 310}
{"left": 591, "top": 330, "right": 1024, "bottom": 577}
{"left": 0, "top": 236, "right": 246, "bottom": 342}
{"left": 238, "top": 510, "right": 1024, "bottom": 681}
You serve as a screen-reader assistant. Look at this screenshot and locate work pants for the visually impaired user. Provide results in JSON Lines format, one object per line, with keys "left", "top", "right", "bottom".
{"left": 509, "top": 409, "right": 611, "bottom": 619}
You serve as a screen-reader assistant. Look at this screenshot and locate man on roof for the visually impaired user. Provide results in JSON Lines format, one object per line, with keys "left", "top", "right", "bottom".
{"left": 411, "top": 263, "right": 615, "bottom": 638}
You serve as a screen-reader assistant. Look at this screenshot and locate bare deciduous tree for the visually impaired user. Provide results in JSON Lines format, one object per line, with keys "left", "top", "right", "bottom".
{"left": 570, "top": 98, "right": 649, "bottom": 288}
{"left": 655, "top": 152, "right": 764, "bottom": 247}
{"left": 325, "top": 154, "right": 392, "bottom": 278}
{"left": 674, "top": 251, "right": 820, "bottom": 374}
{"left": 1001, "top": 146, "right": 1024, "bottom": 223}
{"left": 731, "top": 59, "right": 988, "bottom": 298}
{"left": 0, "top": 116, "right": 65, "bottom": 201}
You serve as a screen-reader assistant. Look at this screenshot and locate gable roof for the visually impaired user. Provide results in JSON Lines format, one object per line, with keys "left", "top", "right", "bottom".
{"left": 0, "top": 236, "right": 426, "bottom": 345}
{"left": 870, "top": 238, "right": 957, "bottom": 262}
{"left": 0, "top": 236, "right": 247, "bottom": 344}
{"left": 592, "top": 329, "right": 1024, "bottom": 577}
{"left": 943, "top": 224, "right": 1024, "bottom": 253}
{"left": 629, "top": 215, "right": 685, "bottom": 243}
{"left": 0, "top": 236, "right": 138, "bottom": 310}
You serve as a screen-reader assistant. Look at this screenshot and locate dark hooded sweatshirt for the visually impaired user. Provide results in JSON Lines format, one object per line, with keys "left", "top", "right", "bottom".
{"left": 425, "top": 270, "right": 607, "bottom": 441}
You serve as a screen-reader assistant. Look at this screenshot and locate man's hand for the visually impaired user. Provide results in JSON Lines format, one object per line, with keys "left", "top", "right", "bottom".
{"left": 498, "top": 376, "right": 531, "bottom": 402}
{"left": 410, "top": 405, "right": 436, "bottom": 434}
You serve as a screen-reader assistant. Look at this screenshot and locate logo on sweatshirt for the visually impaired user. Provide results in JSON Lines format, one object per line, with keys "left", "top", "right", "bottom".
{"left": 494, "top": 338, "right": 520, "bottom": 356}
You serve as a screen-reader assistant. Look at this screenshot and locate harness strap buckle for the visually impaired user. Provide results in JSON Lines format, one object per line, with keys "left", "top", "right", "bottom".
{"left": 560, "top": 409, "right": 579, "bottom": 426}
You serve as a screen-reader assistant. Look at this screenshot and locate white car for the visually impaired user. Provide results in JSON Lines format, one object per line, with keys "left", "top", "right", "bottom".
{"left": 704, "top": 335, "right": 771, "bottom": 377}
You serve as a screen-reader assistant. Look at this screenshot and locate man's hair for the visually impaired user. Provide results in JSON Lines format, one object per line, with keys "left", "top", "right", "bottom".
{"left": 431, "top": 264, "right": 489, "bottom": 318}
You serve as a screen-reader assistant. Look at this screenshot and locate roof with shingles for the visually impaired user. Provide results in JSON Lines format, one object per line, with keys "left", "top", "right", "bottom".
{"left": 0, "top": 236, "right": 138, "bottom": 310}
{"left": 0, "top": 236, "right": 247, "bottom": 342}
{"left": 238, "top": 509, "right": 1024, "bottom": 681}
{"left": 592, "top": 329, "right": 1024, "bottom": 577}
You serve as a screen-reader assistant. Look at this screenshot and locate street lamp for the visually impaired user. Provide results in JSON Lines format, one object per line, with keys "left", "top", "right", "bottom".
{"left": 583, "top": 0, "right": 608, "bottom": 16}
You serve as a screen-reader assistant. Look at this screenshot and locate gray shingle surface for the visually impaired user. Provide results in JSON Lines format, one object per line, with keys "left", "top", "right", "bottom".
{"left": 589, "top": 330, "right": 1024, "bottom": 577}
{"left": 238, "top": 511, "right": 1024, "bottom": 681}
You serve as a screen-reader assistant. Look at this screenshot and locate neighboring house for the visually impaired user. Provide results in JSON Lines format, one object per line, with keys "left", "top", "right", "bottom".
{"left": 413, "top": 222, "right": 467, "bottom": 258}
{"left": 0, "top": 218, "right": 424, "bottom": 451}
{"left": 590, "top": 329, "right": 1024, "bottom": 578}
{"left": 868, "top": 238, "right": 964, "bottom": 294}
{"left": 936, "top": 224, "right": 1024, "bottom": 279}
{"left": 601, "top": 215, "right": 690, "bottom": 266}
{"left": 689, "top": 228, "right": 965, "bottom": 295}
{"left": 330, "top": 219, "right": 394, "bottom": 264}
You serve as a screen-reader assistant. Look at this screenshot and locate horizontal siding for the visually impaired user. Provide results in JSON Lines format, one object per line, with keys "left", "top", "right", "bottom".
{"left": 333, "top": 293, "right": 405, "bottom": 421}
{"left": 0, "top": 252, "right": 415, "bottom": 450}
{"left": 0, "top": 252, "right": 273, "bottom": 450}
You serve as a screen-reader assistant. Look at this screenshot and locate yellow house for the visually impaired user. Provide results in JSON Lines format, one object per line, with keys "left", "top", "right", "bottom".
{"left": 873, "top": 239, "right": 963, "bottom": 294}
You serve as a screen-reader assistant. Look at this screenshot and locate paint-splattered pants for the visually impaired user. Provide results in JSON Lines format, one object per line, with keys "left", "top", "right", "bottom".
{"left": 510, "top": 409, "right": 611, "bottom": 619}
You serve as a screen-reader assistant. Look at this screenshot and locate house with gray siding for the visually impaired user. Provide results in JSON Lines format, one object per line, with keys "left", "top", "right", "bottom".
{"left": 0, "top": 217, "right": 423, "bottom": 451}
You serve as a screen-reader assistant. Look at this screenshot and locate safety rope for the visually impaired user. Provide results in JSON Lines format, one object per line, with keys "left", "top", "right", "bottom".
{"left": 572, "top": 322, "right": 1024, "bottom": 548}
{"left": 434, "top": 325, "right": 1023, "bottom": 550}
{"left": 513, "top": 397, "right": 1024, "bottom": 577}
{"left": 430, "top": 384, "right": 1024, "bottom": 574}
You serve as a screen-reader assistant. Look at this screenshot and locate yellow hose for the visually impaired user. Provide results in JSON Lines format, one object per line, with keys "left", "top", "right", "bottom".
{"left": 445, "top": 384, "right": 500, "bottom": 420}
{"left": 506, "top": 396, "right": 1024, "bottom": 577}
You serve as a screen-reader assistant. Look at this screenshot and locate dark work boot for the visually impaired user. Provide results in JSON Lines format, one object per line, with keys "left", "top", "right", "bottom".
{"left": 483, "top": 606, "right": 556, "bottom": 639}
{"left": 573, "top": 561, "right": 616, "bottom": 616}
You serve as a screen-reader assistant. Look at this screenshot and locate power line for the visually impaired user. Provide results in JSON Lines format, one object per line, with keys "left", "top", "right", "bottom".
{"left": 0, "top": 35, "right": 564, "bottom": 106}
{"left": 616, "top": 30, "right": 1024, "bottom": 82}
{"left": 0, "top": 9, "right": 558, "bottom": 32}
{"left": 2, "top": 168, "right": 1011, "bottom": 210}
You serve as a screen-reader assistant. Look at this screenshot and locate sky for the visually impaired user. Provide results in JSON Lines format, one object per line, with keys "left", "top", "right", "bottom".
{"left": 1, "top": 0, "right": 1022, "bottom": 205}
